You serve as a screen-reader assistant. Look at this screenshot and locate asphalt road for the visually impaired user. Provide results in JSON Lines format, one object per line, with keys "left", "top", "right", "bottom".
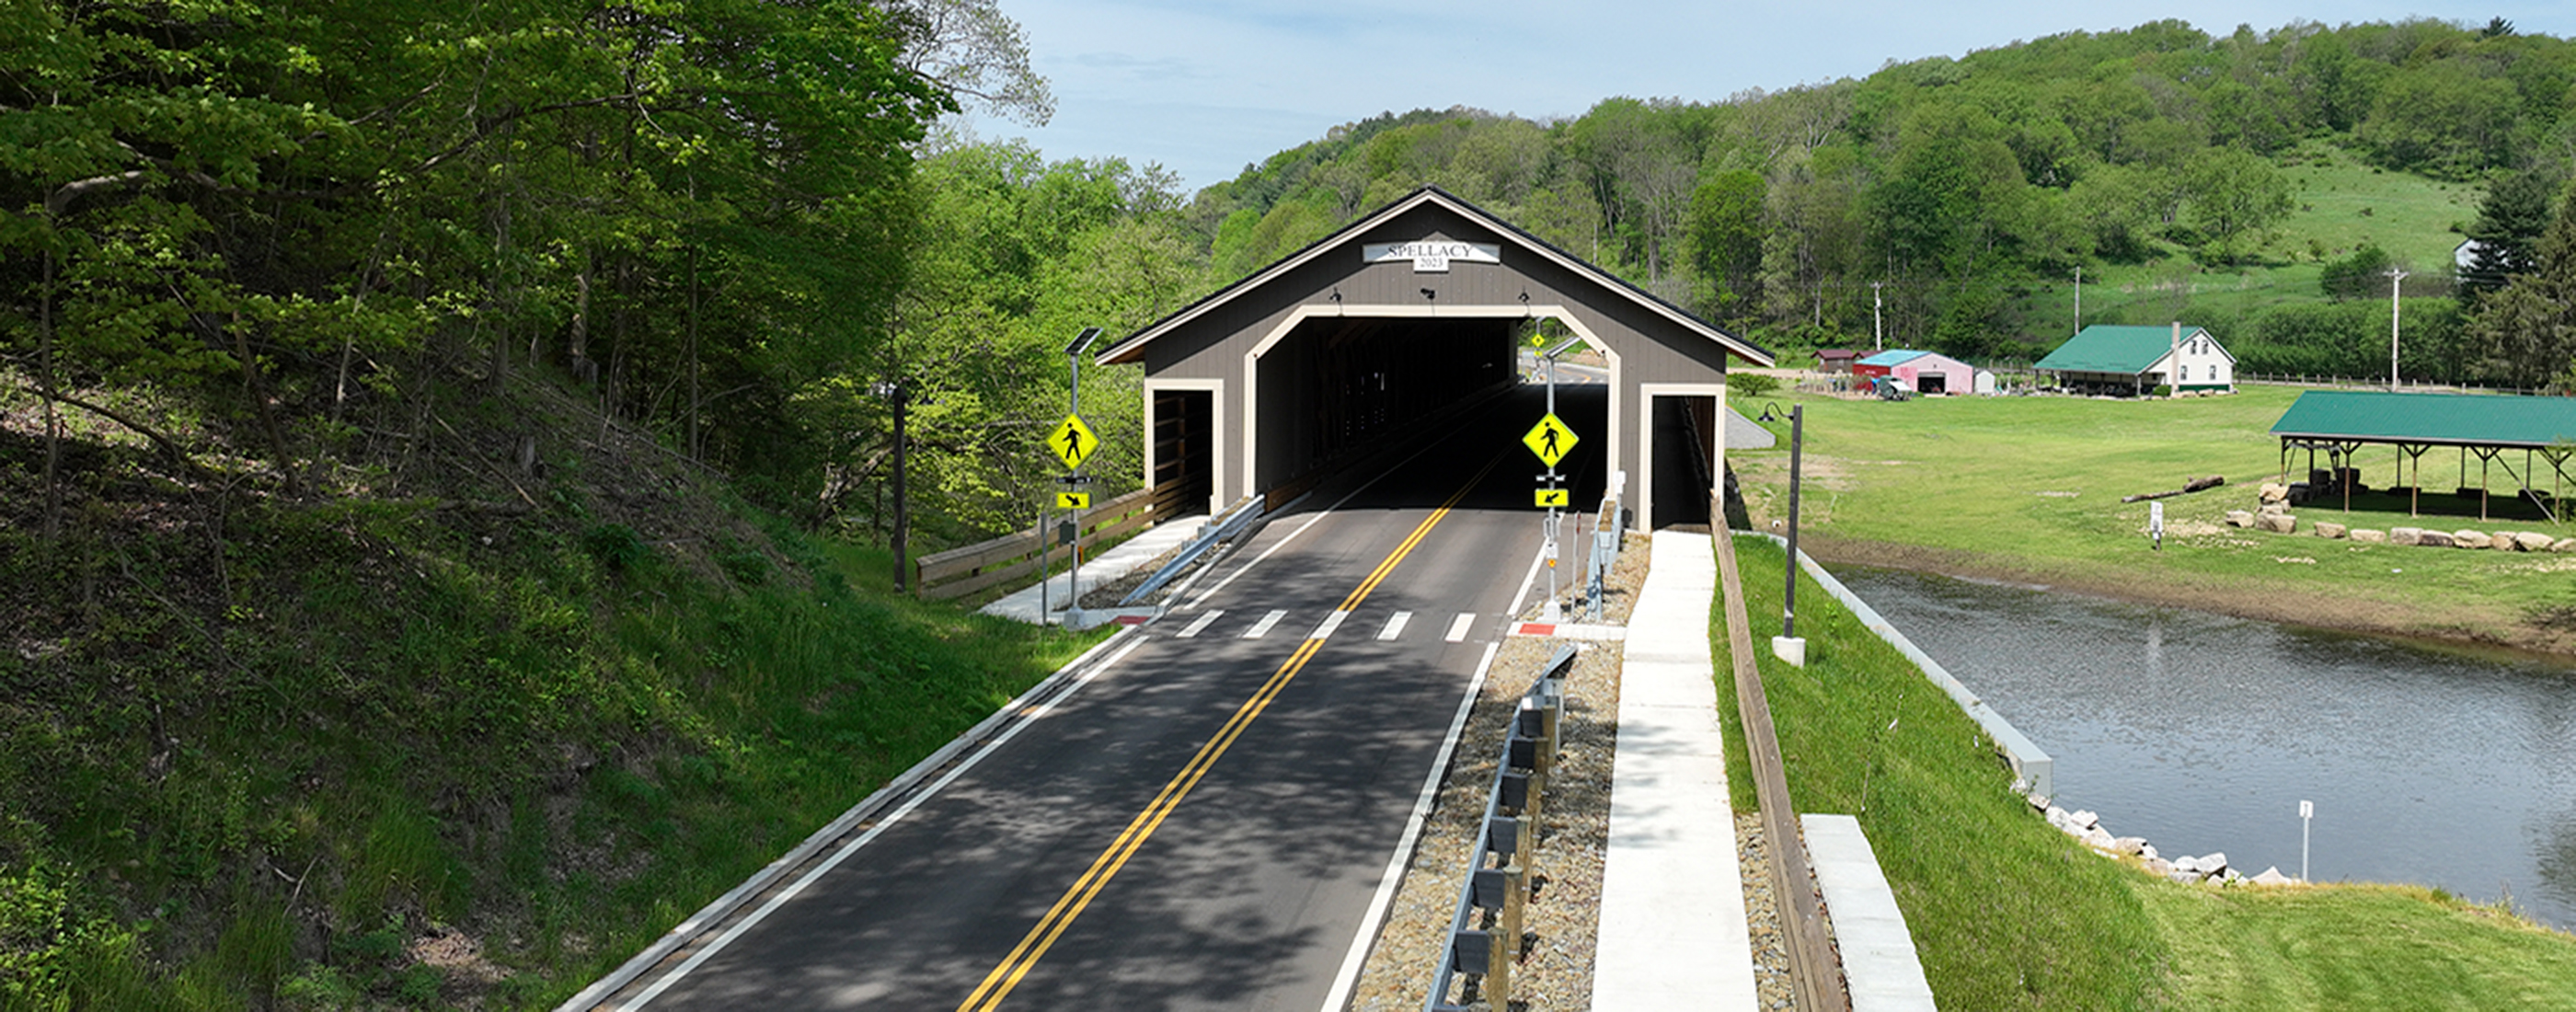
{"left": 594, "top": 385, "right": 1608, "bottom": 1012}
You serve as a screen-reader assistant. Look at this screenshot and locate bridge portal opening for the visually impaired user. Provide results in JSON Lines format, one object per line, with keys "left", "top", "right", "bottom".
{"left": 1648, "top": 393, "right": 1719, "bottom": 529}
{"left": 1251, "top": 315, "right": 1515, "bottom": 504}
{"left": 1150, "top": 387, "right": 1213, "bottom": 520}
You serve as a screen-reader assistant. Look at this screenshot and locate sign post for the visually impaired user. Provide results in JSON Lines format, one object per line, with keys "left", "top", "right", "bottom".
{"left": 1526, "top": 339, "right": 1583, "bottom": 622}
{"left": 1056, "top": 327, "right": 1103, "bottom": 623}
{"left": 2300, "top": 799, "right": 2313, "bottom": 883}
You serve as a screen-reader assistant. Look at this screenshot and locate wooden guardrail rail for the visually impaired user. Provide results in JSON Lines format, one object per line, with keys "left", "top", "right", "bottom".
{"left": 1714, "top": 516, "right": 1851, "bottom": 1012}
{"left": 913, "top": 485, "right": 1163, "bottom": 601}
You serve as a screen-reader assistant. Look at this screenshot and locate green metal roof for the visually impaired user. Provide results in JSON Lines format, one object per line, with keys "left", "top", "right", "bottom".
{"left": 2271, "top": 390, "right": 2576, "bottom": 449}
{"left": 2035, "top": 325, "right": 2215, "bottom": 374}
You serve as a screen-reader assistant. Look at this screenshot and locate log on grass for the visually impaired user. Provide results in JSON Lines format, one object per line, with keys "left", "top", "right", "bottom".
{"left": 2121, "top": 475, "right": 2227, "bottom": 503}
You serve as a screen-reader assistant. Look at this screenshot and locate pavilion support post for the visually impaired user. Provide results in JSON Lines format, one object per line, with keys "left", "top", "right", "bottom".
{"left": 2479, "top": 448, "right": 2492, "bottom": 522}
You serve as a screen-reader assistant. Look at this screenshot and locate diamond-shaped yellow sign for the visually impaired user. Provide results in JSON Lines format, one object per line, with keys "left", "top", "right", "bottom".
{"left": 1047, "top": 415, "right": 1099, "bottom": 470}
{"left": 1535, "top": 488, "right": 1570, "bottom": 508}
{"left": 1523, "top": 413, "right": 1579, "bottom": 467}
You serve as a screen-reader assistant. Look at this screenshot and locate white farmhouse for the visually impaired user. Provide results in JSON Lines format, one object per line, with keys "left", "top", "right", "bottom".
{"left": 2036, "top": 324, "right": 2236, "bottom": 396}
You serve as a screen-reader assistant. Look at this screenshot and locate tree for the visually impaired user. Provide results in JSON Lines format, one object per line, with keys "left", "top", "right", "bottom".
{"left": 1686, "top": 169, "right": 1766, "bottom": 324}
{"left": 2319, "top": 244, "right": 2394, "bottom": 301}
{"left": 894, "top": 0, "right": 1054, "bottom": 125}
{"left": 2186, "top": 146, "right": 2294, "bottom": 262}
{"left": 2360, "top": 60, "right": 2518, "bottom": 178}
{"left": 2468, "top": 181, "right": 2576, "bottom": 388}
{"left": 2462, "top": 168, "right": 2561, "bottom": 299}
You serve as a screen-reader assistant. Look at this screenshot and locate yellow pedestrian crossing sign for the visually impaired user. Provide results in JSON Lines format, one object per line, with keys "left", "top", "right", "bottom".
{"left": 1535, "top": 488, "right": 1570, "bottom": 508}
{"left": 1047, "top": 415, "right": 1099, "bottom": 470}
{"left": 1523, "top": 413, "right": 1578, "bottom": 467}
{"left": 1056, "top": 491, "right": 1090, "bottom": 510}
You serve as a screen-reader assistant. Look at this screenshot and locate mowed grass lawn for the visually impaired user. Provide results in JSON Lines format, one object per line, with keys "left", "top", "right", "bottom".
{"left": 1726, "top": 384, "right": 2576, "bottom": 651}
{"left": 1715, "top": 536, "right": 2576, "bottom": 1011}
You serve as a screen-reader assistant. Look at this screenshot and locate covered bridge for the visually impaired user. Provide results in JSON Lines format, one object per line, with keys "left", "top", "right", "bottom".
{"left": 1097, "top": 186, "right": 1773, "bottom": 529}
{"left": 2270, "top": 389, "right": 2576, "bottom": 522}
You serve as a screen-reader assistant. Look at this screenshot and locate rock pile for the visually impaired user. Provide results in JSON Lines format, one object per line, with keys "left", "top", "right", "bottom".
{"left": 2028, "top": 793, "right": 2299, "bottom": 888}
{"left": 2220, "top": 483, "right": 2576, "bottom": 552}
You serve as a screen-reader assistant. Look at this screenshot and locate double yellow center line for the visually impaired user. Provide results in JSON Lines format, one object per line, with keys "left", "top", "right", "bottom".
{"left": 954, "top": 452, "right": 1503, "bottom": 1011}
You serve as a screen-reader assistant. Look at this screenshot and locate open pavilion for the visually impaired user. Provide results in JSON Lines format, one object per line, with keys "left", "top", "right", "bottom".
{"left": 2269, "top": 389, "right": 2576, "bottom": 523}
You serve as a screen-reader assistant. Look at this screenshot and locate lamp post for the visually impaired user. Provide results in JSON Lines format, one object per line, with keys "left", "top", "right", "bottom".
{"left": 1773, "top": 404, "right": 1808, "bottom": 667}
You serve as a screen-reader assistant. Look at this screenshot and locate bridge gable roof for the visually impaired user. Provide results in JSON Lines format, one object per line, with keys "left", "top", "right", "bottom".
{"left": 1098, "top": 186, "right": 1771, "bottom": 368}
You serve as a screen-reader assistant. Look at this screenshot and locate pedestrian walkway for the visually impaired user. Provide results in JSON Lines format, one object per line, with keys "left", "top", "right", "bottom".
{"left": 977, "top": 519, "right": 1204, "bottom": 625}
{"left": 1590, "top": 530, "right": 1759, "bottom": 1010}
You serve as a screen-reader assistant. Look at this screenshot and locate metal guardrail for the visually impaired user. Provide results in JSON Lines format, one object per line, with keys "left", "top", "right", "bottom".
{"left": 1582, "top": 495, "right": 1624, "bottom": 620}
{"left": 1116, "top": 495, "right": 1266, "bottom": 606}
{"left": 1425, "top": 643, "right": 1577, "bottom": 1012}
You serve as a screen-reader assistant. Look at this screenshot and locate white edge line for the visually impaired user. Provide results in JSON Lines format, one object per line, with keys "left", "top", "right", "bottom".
{"left": 1504, "top": 522, "right": 1554, "bottom": 618}
{"left": 1319, "top": 639, "right": 1503, "bottom": 1012}
{"left": 558, "top": 627, "right": 1143, "bottom": 1012}
{"left": 615, "top": 635, "right": 1149, "bottom": 1010}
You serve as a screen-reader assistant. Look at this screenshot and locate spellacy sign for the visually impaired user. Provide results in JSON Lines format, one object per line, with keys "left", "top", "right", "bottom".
{"left": 1363, "top": 240, "right": 1501, "bottom": 273}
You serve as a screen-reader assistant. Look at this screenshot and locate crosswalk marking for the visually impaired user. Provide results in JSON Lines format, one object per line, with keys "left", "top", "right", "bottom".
{"left": 1310, "top": 610, "right": 1350, "bottom": 640}
{"left": 1378, "top": 611, "right": 1412, "bottom": 640}
{"left": 1175, "top": 610, "right": 1224, "bottom": 639}
{"left": 1242, "top": 610, "right": 1287, "bottom": 639}
{"left": 1445, "top": 613, "right": 1476, "bottom": 643}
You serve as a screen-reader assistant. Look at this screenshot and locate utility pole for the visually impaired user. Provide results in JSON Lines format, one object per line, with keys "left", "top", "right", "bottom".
{"left": 2386, "top": 270, "right": 2401, "bottom": 390}
{"left": 2073, "top": 265, "right": 2082, "bottom": 336}
{"left": 1871, "top": 282, "right": 1884, "bottom": 351}
{"left": 872, "top": 379, "right": 911, "bottom": 592}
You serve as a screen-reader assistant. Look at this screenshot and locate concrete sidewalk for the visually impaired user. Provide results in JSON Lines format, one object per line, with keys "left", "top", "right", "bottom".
{"left": 1590, "top": 530, "right": 1759, "bottom": 1010}
{"left": 976, "top": 518, "right": 1203, "bottom": 625}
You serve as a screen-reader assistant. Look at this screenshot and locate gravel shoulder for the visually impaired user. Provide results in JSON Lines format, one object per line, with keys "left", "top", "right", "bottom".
{"left": 1342, "top": 534, "right": 1805, "bottom": 1010}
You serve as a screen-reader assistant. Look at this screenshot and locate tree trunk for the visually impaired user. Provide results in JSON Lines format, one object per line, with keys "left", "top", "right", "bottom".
{"left": 687, "top": 239, "right": 702, "bottom": 461}
{"left": 40, "top": 246, "right": 61, "bottom": 541}
{"left": 230, "top": 314, "right": 304, "bottom": 498}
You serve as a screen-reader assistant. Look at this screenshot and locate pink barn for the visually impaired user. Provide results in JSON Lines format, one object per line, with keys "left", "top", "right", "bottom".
{"left": 1852, "top": 349, "right": 1977, "bottom": 396}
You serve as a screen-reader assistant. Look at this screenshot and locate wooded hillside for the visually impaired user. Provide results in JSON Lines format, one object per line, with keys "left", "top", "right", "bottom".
{"left": 1184, "top": 17, "right": 2576, "bottom": 389}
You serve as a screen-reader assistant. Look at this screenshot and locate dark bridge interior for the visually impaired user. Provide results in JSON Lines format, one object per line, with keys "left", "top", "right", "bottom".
{"left": 1252, "top": 316, "right": 1517, "bottom": 502}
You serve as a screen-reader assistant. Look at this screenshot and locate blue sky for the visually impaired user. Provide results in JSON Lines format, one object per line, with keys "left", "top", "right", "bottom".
{"left": 972, "top": 3, "right": 2576, "bottom": 194}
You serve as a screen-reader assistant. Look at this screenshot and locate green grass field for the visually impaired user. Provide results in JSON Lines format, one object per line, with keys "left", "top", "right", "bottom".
{"left": 1711, "top": 535, "right": 2576, "bottom": 1010}
{"left": 1726, "top": 384, "right": 2576, "bottom": 653}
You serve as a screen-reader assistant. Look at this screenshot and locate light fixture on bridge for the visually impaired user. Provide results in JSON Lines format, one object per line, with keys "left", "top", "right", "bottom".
{"left": 1420, "top": 287, "right": 1436, "bottom": 300}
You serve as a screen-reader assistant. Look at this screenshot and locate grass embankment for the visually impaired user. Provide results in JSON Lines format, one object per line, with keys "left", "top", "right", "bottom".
{"left": 0, "top": 388, "right": 1105, "bottom": 1008}
{"left": 1727, "top": 384, "right": 2576, "bottom": 655}
{"left": 1711, "top": 535, "right": 2576, "bottom": 1009}
{"left": 2038, "top": 143, "right": 2478, "bottom": 338}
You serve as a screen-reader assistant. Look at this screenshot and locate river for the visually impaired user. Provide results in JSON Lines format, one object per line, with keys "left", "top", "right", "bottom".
{"left": 1834, "top": 566, "right": 2576, "bottom": 929}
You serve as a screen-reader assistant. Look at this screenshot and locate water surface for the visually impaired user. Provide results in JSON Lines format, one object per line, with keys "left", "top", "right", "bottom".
{"left": 1835, "top": 566, "right": 2576, "bottom": 928}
